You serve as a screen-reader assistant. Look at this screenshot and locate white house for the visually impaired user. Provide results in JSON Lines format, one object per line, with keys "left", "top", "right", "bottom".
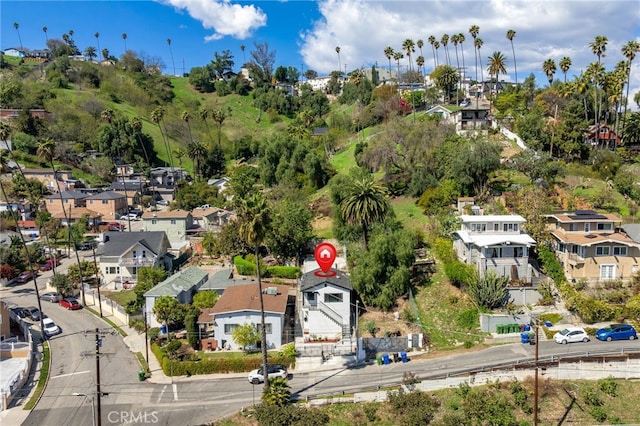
{"left": 206, "top": 283, "right": 290, "bottom": 350}
{"left": 99, "top": 231, "right": 172, "bottom": 288}
{"left": 298, "top": 268, "right": 353, "bottom": 341}
{"left": 452, "top": 214, "right": 536, "bottom": 282}
{"left": 144, "top": 265, "right": 209, "bottom": 328}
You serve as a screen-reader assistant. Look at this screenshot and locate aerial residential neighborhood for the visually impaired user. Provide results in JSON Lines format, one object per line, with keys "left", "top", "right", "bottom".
{"left": 1, "top": 1, "right": 640, "bottom": 425}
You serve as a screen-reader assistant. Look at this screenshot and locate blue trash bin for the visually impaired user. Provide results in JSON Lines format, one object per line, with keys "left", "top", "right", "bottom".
{"left": 544, "top": 321, "right": 552, "bottom": 327}
{"left": 400, "top": 351, "right": 408, "bottom": 363}
{"left": 523, "top": 324, "right": 531, "bottom": 332}
{"left": 160, "top": 325, "right": 167, "bottom": 334}
{"left": 520, "top": 332, "right": 530, "bottom": 344}
{"left": 382, "top": 353, "right": 390, "bottom": 365}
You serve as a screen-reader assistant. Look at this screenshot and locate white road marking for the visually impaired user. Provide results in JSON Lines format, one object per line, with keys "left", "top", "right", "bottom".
{"left": 172, "top": 384, "right": 178, "bottom": 401}
{"left": 157, "top": 385, "right": 167, "bottom": 403}
{"left": 50, "top": 370, "right": 91, "bottom": 379}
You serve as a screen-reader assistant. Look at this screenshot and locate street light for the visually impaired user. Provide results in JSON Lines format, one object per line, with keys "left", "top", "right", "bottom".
{"left": 72, "top": 392, "right": 96, "bottom": 426}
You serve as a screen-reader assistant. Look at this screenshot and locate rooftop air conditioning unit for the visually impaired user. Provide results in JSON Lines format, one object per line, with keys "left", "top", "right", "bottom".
{"left": 265, "top": 287, "right": 277, "bottom": 295}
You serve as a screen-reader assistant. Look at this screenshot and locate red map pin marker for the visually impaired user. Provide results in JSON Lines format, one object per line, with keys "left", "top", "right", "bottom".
{"left": 314, "top": 242, "right": 337, "bottom": 277}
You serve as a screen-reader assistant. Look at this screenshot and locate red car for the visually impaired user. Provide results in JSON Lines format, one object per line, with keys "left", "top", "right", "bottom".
{"left": 15, "top": 270, "right": 35, "bottom": 283}
{"left": 59, "top": 298, "right": 81, "bottom": 310}
{"left": 38, "top": 258, "right": 61, "bottom": 271}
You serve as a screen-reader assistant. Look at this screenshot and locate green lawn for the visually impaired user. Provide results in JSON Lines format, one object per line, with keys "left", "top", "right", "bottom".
{"left": 104, "top": 289, "right": 136, "bottom": 307}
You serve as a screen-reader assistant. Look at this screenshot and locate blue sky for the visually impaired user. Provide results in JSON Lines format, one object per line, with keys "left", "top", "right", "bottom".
{"left": 2, "top": 0, "right": 640, "bottom": 99}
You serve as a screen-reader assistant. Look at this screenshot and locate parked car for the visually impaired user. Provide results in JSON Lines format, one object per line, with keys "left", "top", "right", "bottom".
{"left": 76, "top": 241, "right": 97, "bottom": 251}
{"left": 553, "top": 327, "right": 590, "bottom": 344}
{"left": 42, "top": 317, "right": 61, "bottom": 337}
{"left": 40, "top": 292, "right": 63, "bottom": 303}
{"left": 25, "top": 306, "right": 42, "bottom": 321}
{"left": 15, "top": 270, "right": 35, "bottom": 283}
{"left": 595, "top": 324, "right": 638, "bottom": 341}
{"left": 120, "top": 213, "right": 139, "bottom": 221}
{"left": 156, "top": 199, "right": 170, "bottom": 206}
{"left": 10, "top": 307, "right": 29, "bottom": 319}
{"left": 247, "top": 364, "right": 288, "bottom": 384}
{"left": 38, "top": 258, "right": 61, "bottom": 271}
{"left": 59, "top": 298, "right": 81, "bottom": 310}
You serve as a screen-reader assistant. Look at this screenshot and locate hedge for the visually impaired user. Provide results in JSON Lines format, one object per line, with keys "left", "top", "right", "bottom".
{"left": 151, "top": 343, "right": 295, "bottom": 376}
{"left": 234, "top": 255, "right": 256, "bottom": 275}
{"left": 266, "top": 266, "right": 301, "bottom": 279}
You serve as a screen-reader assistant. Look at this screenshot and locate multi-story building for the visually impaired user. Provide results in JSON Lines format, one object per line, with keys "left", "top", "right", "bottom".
{"left": 546, "top": 210, "right": 640, "bottom": 283}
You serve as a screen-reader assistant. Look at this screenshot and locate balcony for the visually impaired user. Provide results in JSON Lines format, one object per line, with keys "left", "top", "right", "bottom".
{"left": 118, "top": 257, "right": 155, "bottom": 267}
{"left": 566, "top": 253, "right": 585, "bottom": 265}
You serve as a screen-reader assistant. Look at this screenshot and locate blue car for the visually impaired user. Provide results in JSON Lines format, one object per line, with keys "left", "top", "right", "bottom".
{"left": 595, "top": 324, "right": 637, "bottom": 341}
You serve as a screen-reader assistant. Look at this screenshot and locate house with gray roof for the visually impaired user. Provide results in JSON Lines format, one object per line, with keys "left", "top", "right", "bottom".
{"left": 99, "top": 231, "right": 172, "bottom": 289}
{"left": 144, "top": 265, "right": 209, "bottom": 327}
{"left": 86, "top": 191, "right": 128, "bottom": 221}
{"left": 197, "top": 268, "right": 254, "bottom": 294}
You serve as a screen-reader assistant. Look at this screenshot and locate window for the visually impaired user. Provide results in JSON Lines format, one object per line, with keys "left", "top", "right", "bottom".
{"left": 584, "top": 223, "right": 590, "bottom": 232}
{"left": 324, "top": 293, "right": 343, "bottom": 303}
{"left": 613, "top": 246, "right": 627, "bottom": 256}
{"left": 600, "top": 264, "right": 616, "bottom": 280}
{"left": 514, "top": 247, "right": 524, "bottom": 258}
{"left": 224, "top": 324, "right": 238, "bottom": 334}
{"left": 152, "top": 219, "right": 157, "bottom": 224}
{"left": 102, "top": 200, "right": 108, "bottom": 205}
{"left": 494, "top": 223, "right": 500, "bottom": 231}
{"left": 569, "top": 223, "right": 578, "bottom": 231}
{"left": 502, "top": 223, "right": 518, "bottom": 232}
{"left": 596, "top": 246, "right": 611, "bottom": 256}
{"left": 170, "top": 219, "right": 176, "bottom": 225}
{"left": 256, "top": 323, "right": 272, "bottom": 334}
{"left": 307, "top": 292, "right": 316, "bottom": 303}
{"left": 597, "top": 223, "right": 612, "bottom": 231}
{"left": 106, "top": 266, "right": 120, "bottom": 274}
{"left": 471, "top": 223, "right": 486, "bottom": 232}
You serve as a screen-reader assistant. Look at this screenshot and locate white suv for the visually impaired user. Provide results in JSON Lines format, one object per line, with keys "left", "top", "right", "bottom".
{"left": 247, "top": 364, "right": 288, "bottom": 384}
{"left": 42, "top": 318, "right": 61, "bottom": 337}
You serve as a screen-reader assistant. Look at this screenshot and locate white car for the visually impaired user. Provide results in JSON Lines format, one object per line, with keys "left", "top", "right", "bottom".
{"left": 120, "top": 214, "right": 139, "bottom": 221}
{"left": 42, "top": 317, "right": 61, "bottom": 337}
{"left": 247, "top": 364, "right": 288, "bottom": 384}
{"left": 553, "top": 327, "right": 590, "bottom": 344}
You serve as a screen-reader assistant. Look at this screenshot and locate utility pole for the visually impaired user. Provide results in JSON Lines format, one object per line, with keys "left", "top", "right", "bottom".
{"left": 82, "top": 328, "right": 115, "bottom": 426}
{"left": 533, "top": 322, "right": 539, "bottom": 426}
{"left": 91, "top": 246, "right": 102, "bottom": 317}
{"left": 144, "top": 310, "right": 150, "bottom": 373}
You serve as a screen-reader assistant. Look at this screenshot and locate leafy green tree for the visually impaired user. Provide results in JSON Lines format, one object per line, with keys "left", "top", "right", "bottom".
{"left": 175, "top": 181, "right": 223, "bottom": 211}
{"left": 206, "top": 222, "right": 248, "bottom": 258}
{"left": 185, "top": 311, "right": 198, "bottom": 350}
{"left": 133, "top": 267, "right": 166, "bottom": 310}
{"left": 67, "top": 261, "right": 97, "bottom": 285}
{"left": 388, "top": 388, "right": 440, "bottom": 426}
{"left": 467, "top": 270, "right": 509, "bottom": 309}
{"left": 192, "top": 290, "right": 218, "bottom": 309}
{"left": 232, "top": 322, "right": 260, "bottom": 352}
{"left": 265, "top": 197, "right": 313, "bottom": 264}
{"left": 446, "top": 138, "right": 501, "bottom": 196}
{"left": 51, "top": 273, "right": 75, "bottom": 297}
{"left": 261, "top": 377, "right": 291, "bottom": 407}
{"left": 431, "top": 64, "right": 459, "bottom": 103}
{"left": 153, "top": 296, "right": 184, "bottom": 332}
{"left": 349, "top": 227, "right": 417, "bottom": 310}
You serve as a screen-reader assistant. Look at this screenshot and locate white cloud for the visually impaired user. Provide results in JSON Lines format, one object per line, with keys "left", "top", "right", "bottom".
{"left": 158, "top": 0, "right": 267, "bottom": 40}
{"left": 300, "top": 0, "right": 640, "bottom": 96}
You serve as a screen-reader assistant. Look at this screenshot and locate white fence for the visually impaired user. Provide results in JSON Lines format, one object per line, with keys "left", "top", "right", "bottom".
{"left": 83, "top": 288, "right": 129, "bottom": 326}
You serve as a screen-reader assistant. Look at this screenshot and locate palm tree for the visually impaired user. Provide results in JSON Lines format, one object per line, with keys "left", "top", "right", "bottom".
{"left": 131, "top": 118, "right": 157, "bottom": 209}
{"left": 240, "top": 44, "right": 246, "bottom": 64}
{"left": 167, "top": 38, "right": 176, "bottom": 76}
{"left": 475, "top": 38, "right": 484, "bottom": 93}
{"left": 433, "top": 41, "right": 440, "bottom": 68}
{"left": 621, "top": 41, "right": 640, "bottom": 138}
{"left": 428, "top": 35, "right": 437, "bottom": 69}
{"left": 151, "top": 106, "right": 176, "bottom": 191}
{"left": 102, "top": 48, "right": 110, "bottom": 62}
{"left": 237, "top": 193, "right": 271, "bottom": 391}
{"left": 487, "top": 51, "right": 507, "bottom": 114}
{"left": 590, "top": 35, "right": 608, "bottom": 147}
{"left": 173, "top": 147, "right": 186, "bottom": 168}
{"left": 457, "top": 33, "right": 466, "bottom": 82}
{"left": 441, "top": 34, "right": 450, "bottom": 66}
{"left": 506, "top": 29, "right": 517, "bottom": 85}
{"left": 416, "top": 39, "right": 425, "bottom": 75}
{"left": 402, "top": 39, "right": 415, "bottom": 75}
{"left": 94, "top": 32, "right": 101, "bottom": 60}
{"left": 340, "top": 176, "right": 389, "bottom": 250}
{"left": 211, "top": 108, "right": 228, "bottom": 148}
{"left": 262, "top": 377, "right": 291, "bottom": 406}
{"left": 199, "top": 108, "right": 213, "bottom": 146}
{"left": 187, "top": 141, "right": 207, "bottom": 182}
{"left": 182, "top": 111, "right": 194, "bottom": 145}
{"left": 84, "top": 46, "right": 97, "bottom": 62}
{"left": 13, "top": 23, "right": 22, "bottom": 50}
{"left": 451, "top": 34, "right": 462, "bottom": 103}
{"left": 42, "top": 26, "right": 48, "bottom": 43}
{"left": 384, "top": 46, "right": 394, "bottom": 81}
{"left": 559, "top": 57, "right": 572, "bottom": 83}
{"left": 393, "top": 51, "right": 404, "bottom": 80}
{"left": 542, "top": 59, "right": 557, "bottom": 85}
{"left": 469, "top": 25, "right": 480, "bottom": 101}
{"left": 122, "top": 33, "right": 128, "bottom": 52}
{"left": 335, "top": 46, "right": 341, "bottom": 74}
{"left": 416, "top": 56, "right": 425, "bottom": 77}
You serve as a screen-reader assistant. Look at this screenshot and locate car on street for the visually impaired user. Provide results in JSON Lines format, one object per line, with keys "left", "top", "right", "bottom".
{"left": 42, "top": 317, "right": 61, "bottom": 337}
{"left": 553, "top": 327, "right": 590, "bottom": 344}
{"left": 15, "top": 270, "right": 35, "bottom": 283}
{"left": 595, "top": 324, "right": 638, "bottom": 341}
{"left": 247, "top": 364, "right": 289, "bottom": 384}
{"left": 59, "top": 298, "right": 81, "bottom": 310}
{"left": 25, "top": 306, "right": 42, "bottom": 321}
{"left": 76, "top": 241, "right": 97, "bottom": 251}
{"left": 40, "top": 292, "right": 63, "bottom": 303}
{"left": 120, "top": 213, "right": 140, "bottom": 221}
{"left": 10, "top": 307, "right": 30, "bottom": 319}
{"left": 156, "top": 199, "right": 170, "bottom": 206}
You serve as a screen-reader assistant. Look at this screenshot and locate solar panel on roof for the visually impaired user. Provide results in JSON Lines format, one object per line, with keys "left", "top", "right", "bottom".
{"left": 574, "top": 210, "right": 597, "bottom": 215}
{"left": 567, "top": 214, "right": 608, "bottom": 220}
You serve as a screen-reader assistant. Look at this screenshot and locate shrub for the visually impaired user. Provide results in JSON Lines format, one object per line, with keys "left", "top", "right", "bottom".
{"left": 444, "top": 261, "right": 474, "bottom": 287}
{"left": 597, "top": 376, "right": 618, "bottom": 397}
{"left": 148, "top": 327, "right": 160, "bottom": 342}
{"left": 129, "top": 317, "right": 145, "bottom": 333}
{"left": 254, "top": 404, "right": 329, "bottom": 426}
{"left": 266, "top": 266, "right": 301, "bottom": 279}
{"left": 234, "top": 255, "right": 256, "bottom": 276}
